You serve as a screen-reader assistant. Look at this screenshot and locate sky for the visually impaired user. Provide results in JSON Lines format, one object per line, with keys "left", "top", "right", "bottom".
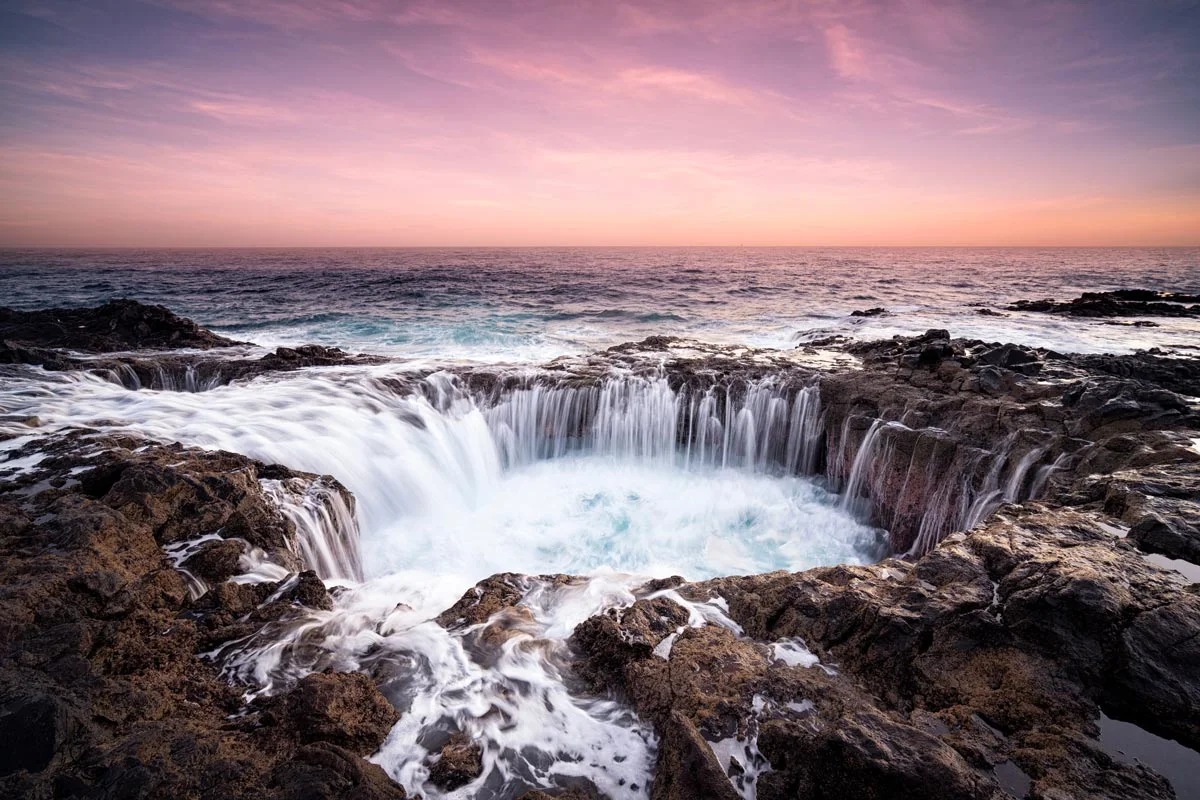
{"left": 1, "top": 0, "right": 1199, "bottom": 247}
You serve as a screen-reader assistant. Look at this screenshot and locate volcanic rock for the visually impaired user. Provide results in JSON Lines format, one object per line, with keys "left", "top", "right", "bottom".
{"left": 427, "top": 733, "right": 483, "bottom": 790}
{"left": 0, "top": 298, "right": 243, "bottom": 351}
{"left": 0, "top": 432, "right": 403, "bottom": 799}
{"left": 0, "top": 300, "right": 387, "bottom": 390}
{"left": 1008, "top": 290, "right": 1200, "bottom": 318}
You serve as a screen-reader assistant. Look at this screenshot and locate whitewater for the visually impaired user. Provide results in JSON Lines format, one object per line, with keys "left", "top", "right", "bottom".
{"left": 2, "top": 247, "right": 1198, "bottom": 798}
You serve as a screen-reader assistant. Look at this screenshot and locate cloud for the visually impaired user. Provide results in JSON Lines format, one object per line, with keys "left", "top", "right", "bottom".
{"left": 823, "top": 23, "right": 871, "bottom": 80}
{"left": 189, "top": 99, "right": 299, "bottom": 123}
{"left": 472, "top": 49, "right": 772, "bottom": 108}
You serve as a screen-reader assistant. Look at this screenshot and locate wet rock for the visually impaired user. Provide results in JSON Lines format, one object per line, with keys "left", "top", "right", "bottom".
{"left": 436, "top": 572, "right": 578, "bottom": 629}
{"left": 0, "top": 693, "right": 82, "bottom": 776}
{"left": 977, "top": 344, "right": 1040, "bottom": 374}
{"left": 1108, "top": 594, "right": 1200, "bottom": 747}
{"left": 0, "top": 432, "right": 404, "bottom": 799}
{"left": 427, "top": 732, "right": 483, "bottom": 790}
{"left": 271, "top": 742, "right": 408, "bottom": 800}
{"left": 1, "top": 301, "right": 387, "bottom": 391}
{"left": 518, "top": 788, "right": 603, "bottom": 800}
{"left": 663, "top": 506, "right": 1198, "bottom": 797}
{"left": 0, "top": 298, "right": 242, "bottom": 351}
{"left": 1073, "top": 351, "right": 1200, "bottom": 397}
{"left": 572, "top": 597, "right": 691, "bottom": 686}
{"left": 267, "top": 671, "right": 400, "bottom": 753}
{"left": 1128, "top": 511, "right": 1200, "bottom": 564}
{"left": 851, "top": 307, "right": 888, "bottom": 317}
{"left": 1009, "top": 290, "right": 1200, "bottom": 318}
{"left": 573, "top": 603, "right": 1008, "bottom": 800}
{"left": 182, "top": 538, "right": 247, "bottom": 585}
{"left": 652, "top": 710, "right": 742, "bottom": 800}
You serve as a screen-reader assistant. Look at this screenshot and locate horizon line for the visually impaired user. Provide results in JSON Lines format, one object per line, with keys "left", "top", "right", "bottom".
{"left": 4, "top": 243, "right": 1200, "bottom": 250}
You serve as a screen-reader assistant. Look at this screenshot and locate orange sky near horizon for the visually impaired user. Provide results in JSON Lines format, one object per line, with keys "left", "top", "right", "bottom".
{"left": 2, "top": 0, "right": 1199, "bottom": 247}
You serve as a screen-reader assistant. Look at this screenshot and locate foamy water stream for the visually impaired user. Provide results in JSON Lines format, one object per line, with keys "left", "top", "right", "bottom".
{"left": 0, "top": 363, "right": 882, "bottom": 798}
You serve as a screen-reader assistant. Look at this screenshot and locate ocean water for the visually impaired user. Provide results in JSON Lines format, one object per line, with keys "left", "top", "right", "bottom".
{"left": 2, "top": 247, "right": 1198, "bottom": 359}
{"left": 3, "top": 247, "right": 1198, "bottom": 799}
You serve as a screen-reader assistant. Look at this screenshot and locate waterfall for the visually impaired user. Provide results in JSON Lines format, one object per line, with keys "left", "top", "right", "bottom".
{"left": 960, "top": 437, "right": 1052, "bottom": 533}
{"left": 1028, "top": 452, "right": 1071, "bottom": 500}
{"left": 478, "top": 375, "right": 823, "bottom": 475}
{"left": 838, "top": 418, "right": 885, "bottom": 516}
{"left": 261, "top": 476, "right": 365, "bottom": 582}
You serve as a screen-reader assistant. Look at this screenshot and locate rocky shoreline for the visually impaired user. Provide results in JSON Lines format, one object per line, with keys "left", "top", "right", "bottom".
{"left": 2, "top": 300, "right": 1198, "bottom": 799}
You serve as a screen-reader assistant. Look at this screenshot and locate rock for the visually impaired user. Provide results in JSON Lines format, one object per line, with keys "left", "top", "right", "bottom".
{"left": 977, "top": 344, "right": 1040, "bottom": 374}
{"left": 572, "top": 597, "right": 691, "bottom": 686}
{"left": 517, "top": 789, "right": 602, "bottom": 800}
{"left": 182, "top": 538, "right": 247, "bottom": 586}
{"left": 572, "top": 601, "right": 1009, "bottom": 800}
{"left": 270, "top": 742, "right": 408, "bottom": 799}
{"left": 0, "top": 301, "right": 388, "bottom": 390}
{"left": 851, "top": 307, "right": 888, "bottom": 317}
{"left": 0, "top": 432, "right": 404, "bottom": 799}
{"left": 1008, "top": 290, "right": 1200, "bottom": 318}
{"left": 1109, "top": 594, "right": 1200, "bottom": 746}
{"left": 436, "top": 572, "right": 578, "bottom": 629}
{"left": 427, "top": 733, "right": 483, "bottom": 790}
{"left": 0, "top": 693, "right": 82, "bottom": 776}
{"left": 1072, "top": 351, "right": 1200, "bottom": 397}
{"left": 268, "top": 671, "right": 399, "bottom": 754}
{"left": 0, "top": 298, "right": 243, "bottom": 351}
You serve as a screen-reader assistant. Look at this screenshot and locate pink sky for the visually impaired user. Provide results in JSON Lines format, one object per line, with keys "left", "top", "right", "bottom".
{"left": 1, "top": 0, "right": 1199, "bottom": 246}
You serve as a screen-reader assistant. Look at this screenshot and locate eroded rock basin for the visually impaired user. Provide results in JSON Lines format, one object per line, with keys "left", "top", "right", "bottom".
{"left": 2, "top": 301, "right": 1199, "bottom": 800}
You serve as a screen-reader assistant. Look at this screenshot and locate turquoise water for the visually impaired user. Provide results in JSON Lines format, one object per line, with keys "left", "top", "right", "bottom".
{"left": 3, "top": 247, "right": 1198, "bottom": 359}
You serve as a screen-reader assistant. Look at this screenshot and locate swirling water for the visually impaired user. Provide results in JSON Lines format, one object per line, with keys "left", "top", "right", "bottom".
{"left": 3, "top": 247, "right": 1198, "bottom": 798}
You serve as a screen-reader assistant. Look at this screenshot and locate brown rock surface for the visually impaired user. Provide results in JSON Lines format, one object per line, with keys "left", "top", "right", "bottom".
{"left": 0, "top": 432, "right": 404, "bottom": 799}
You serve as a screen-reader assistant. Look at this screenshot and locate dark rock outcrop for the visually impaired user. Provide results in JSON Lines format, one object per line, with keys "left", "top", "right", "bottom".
{"left": 0, "top": 300, "right": 386, "bottom": 391}
{"left": 819, "top": 329, "right": 1198, "bottom": 553}
{"left": 569, "top": 503, "right": 1195, "bottom": 799}
{"left": 1008, "top": 290, "right": 1200, "bottom": 318}
{"left": 0, "top": 432, "right": 404, "bottom": 799}
{"left": 0, "top": 298, "right": 243, "bottom": 351}
{"left": 427, "top": 733, "right": 483, "bottom": 790}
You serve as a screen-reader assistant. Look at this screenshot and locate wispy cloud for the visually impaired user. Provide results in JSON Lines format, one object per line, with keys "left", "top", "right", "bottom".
{"left": 823, "top": 23, "right": 872, "bottom": 80}
{"left": 1, "top": 0, "right": 1196, "bottom": 244}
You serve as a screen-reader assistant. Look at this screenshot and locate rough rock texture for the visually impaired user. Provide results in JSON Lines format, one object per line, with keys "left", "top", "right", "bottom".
{"left": 5, "top": 301, "right": 1200, "bottom": 799}
{"left": 0, "top": 300, "right": 386, "bottom": 391}
{"left": 0, "top": 433, "right": 404, "bottom": 800}
{"left": 819, "top": 329, "right": 1198, "bottom": 553}
{"left": 0, "top": 298, "right": 243, "bottom": 351}
{"left": 427, "top": 733, "right": 484, "bottom": 790}
{"left": 569, "top": 503, "right": 1193, "bottom": 799}
{"left": 1008, "top": 290, "right": 1200, "bottom": 318}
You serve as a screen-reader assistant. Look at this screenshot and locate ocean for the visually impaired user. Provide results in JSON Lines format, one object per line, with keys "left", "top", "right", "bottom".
{"left": 3, "top": 247, "right": 1198, "bottom": 359}
{"left": 3, "top": 246, "right": 1199, "bottom": 799}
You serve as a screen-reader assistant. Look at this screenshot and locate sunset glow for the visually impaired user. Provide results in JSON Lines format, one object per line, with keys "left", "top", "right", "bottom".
{"left": 2, "top": 0, "right": 1199, "bottom": 246}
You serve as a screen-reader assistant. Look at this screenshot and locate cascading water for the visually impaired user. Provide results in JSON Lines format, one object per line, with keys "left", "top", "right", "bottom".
{"left": 260, "top": 475, "right": 364, "bottom": 582}
{"left": 6, "top": 355, "right": 1079, "bottom": 798}
{"left": 478, "top": 375, "right": 825, "bottom": 474}
{"left": 0, "top": 362, "right": 884, "bottom": 799}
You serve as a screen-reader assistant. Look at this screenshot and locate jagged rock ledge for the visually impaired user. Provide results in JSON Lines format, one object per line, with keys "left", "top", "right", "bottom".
{"left": 2, "top": 301, "right": 1199, "bottom": 799}
{"left": 1007, "top": 290, "right": 1200, "bottom": 319}
{"left": 1, "top": 299, "right": 384, "bottom": 390}
{"left": 0, "top": 432, "right": 403, "bottom": 798}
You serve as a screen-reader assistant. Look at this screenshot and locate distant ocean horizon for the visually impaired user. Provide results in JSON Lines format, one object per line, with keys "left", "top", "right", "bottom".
{"left": 4, "top": 246, "right": 1198, "bottom": 360}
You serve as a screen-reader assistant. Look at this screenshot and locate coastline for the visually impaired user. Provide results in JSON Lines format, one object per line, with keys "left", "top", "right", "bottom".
{"left": 2, "top": 299, "right": 1198, "bottom": 799}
